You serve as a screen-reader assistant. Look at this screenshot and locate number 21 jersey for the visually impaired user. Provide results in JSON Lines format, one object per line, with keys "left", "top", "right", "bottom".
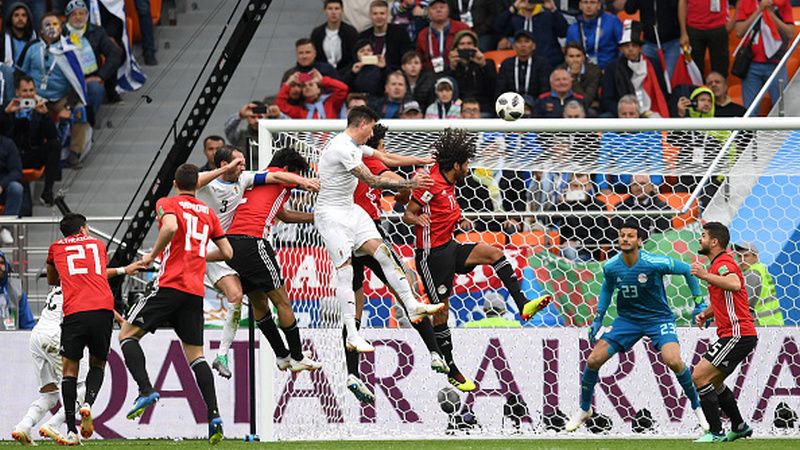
{"left": 47, "top": 235, "right": 113, "bottom": 317}
{"left": 156, "top": 194, "right": 225, "bottom": 296}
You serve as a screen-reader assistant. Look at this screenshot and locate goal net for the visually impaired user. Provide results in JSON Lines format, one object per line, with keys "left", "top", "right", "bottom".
{"left": 256, "top": 117, "right": 800, "bottom": 440}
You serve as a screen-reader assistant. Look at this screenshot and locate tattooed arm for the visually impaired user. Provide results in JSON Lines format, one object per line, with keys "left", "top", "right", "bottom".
{"left": 350, "top": 164, "right": 433, "bottom": 191}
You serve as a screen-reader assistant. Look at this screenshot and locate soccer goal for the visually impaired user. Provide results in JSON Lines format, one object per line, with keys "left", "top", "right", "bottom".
{"left": 256, "top": 117, "right": 800, "bottom": 440}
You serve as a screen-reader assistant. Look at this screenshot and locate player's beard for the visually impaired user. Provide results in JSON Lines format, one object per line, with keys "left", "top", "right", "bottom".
{"left": 698, "top": 244, "right": 710, "bottom": 255}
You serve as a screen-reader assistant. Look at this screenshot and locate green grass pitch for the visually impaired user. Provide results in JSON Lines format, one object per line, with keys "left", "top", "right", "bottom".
{"left": 3, "top": 439, "right": 800, "bottom": 449}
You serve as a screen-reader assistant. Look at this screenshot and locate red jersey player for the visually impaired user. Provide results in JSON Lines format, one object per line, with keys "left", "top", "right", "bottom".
{"left": 119, "top": 163, "right": 233, "bottom": 445}
{"left": 226, "top": 147, "right": 322, "bottom": 373}
{"left": 690, "top": 222, "right": 758, "bottom": 443}
{"left": 44, "top": 213, "right": 142, "bottom": 445}
{"left": 402, "top": 128, "right": 551, "bottom": 392}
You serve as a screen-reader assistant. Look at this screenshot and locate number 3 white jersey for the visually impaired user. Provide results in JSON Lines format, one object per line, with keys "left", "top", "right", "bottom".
{"left": 316, "top": 132, "right": 373, "bottom": 210}
{"left": 197, "top": 171, "right": 256, "bottom": 231}
{"left": 33, "top": 286, "right": 64, "bottom": 337}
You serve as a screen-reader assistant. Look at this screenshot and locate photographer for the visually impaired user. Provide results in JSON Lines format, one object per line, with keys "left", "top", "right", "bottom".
{"left": 224, "top": 99, "right": 283, "bottom": 167}
{"left": 342, "top": 39, "right": 388, "bottom": 98}
{"left": 446, "top": 30, "right": 496, "bottom": 115}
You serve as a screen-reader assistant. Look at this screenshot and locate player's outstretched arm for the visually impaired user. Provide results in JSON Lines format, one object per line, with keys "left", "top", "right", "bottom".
{"left": 106, "top": 260, "right": 147, "bottom": 279}
{"left": 666, "top": 258, "right": 703, "bottom": 298}
{"left": 206, "top": 237, "right": 233, "bottom": 262}
{"left": 372, "top": 150, "right": 434, "bottom": 168}
{"left": 262, "top": 171, "right": 320, "bottom": 192}
{"left": 276, "top": 208, "right": 313, "bottom": 224}
{"left": 351, "top": 164, "right": 433, "bottom": 191}
{"left": 141, "top": 214, "right": 179, "bottom": 267}
{"left": 45, "top": 262, "right": 60, "bottom": 286}
{"left": 402, "top": 198, "right": 430, "bottom": 227}
{"left": 196, "top": 155, "right": 245, "bottom": 188}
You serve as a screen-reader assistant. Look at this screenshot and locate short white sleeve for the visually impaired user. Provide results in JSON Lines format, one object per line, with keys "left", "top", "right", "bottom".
{"left": 337, "top": 144, "right": 364, "bottom": 172}
{"left": 360, "top": 145, "right": 375, "bottom": 157}
{"left": 239, "top": 171, "right": 256, "bottom": 189}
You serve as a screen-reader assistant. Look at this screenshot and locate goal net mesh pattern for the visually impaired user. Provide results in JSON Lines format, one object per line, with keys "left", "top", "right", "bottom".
{"left": 258, "top": 121, "right": 800, "bottom": 439}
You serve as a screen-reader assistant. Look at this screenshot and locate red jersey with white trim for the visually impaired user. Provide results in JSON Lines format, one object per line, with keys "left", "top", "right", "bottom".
{"left": 156, "top": 194, "right": 225, "bottom": 296}
{"left": 47, "top": 234, "right": 114, "bottom": 316}
{"left": 353, "top": 156, "right": 389, "bottom": 220}
{"left": 227, "top": 167, "right": 296, "bottom": 239}
{"left": 708, "top": 252, "right": 757, "bottom": 338}
{"left": 411, "top": 163, "right": 461, "bottom": 249}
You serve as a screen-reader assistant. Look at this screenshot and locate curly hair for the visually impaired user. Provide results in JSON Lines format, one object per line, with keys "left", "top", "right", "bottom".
{"left": 365, "top": 123, "right": 388, "bottom": 149}
{"left": 432, "top": 128, "right": 476, "bottom": 172}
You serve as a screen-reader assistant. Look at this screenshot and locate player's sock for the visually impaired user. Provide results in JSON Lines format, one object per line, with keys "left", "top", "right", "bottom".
{"left": 716, "top": 385, "right": 745, "bottom": 430}
{"left": 61, "top": 376, "right": 78, "bottom": 434}
{"left": 218, "top": 302, "right": 242, "bottom": 357}
{"left": 372, "top": 244, "right": 418, "bottom": 309}
{"left": 257, "top": 313, "right": 290, "bottom": 359}
{"left": 190, "top": 357, "right": 220, "bottom": 421}
{"left": 281, "top": 320, "right": 304, "bottom": 361}
{"left": 492, "top": 256, "right": 527, "bottom": 311}
{"left": 579, "top": 367, "right": 599, "bottom": 412}
{"left": 698, "top": 384, "right": 723, "bottom": 434}
{"left": 84, "top": 366, "right": 105, "bottom": 406}
{"left": 433, "top": 324, "right": 456, "bottom": 371}
{"left": 342, "top": 319, "right": 362, "bottom": 376}
{"left": 676, "top": 367, "right": 701, "bottom": 410}
{"left": 336, "top": 265, "right": 359, "bottom": 338}
{"left": 17, "top": 391, "right": 60, "bottom": 431}
{"left": 121, "top": 338, "right": 154, "bottom": 395}
{"left": 411, "top": 318, "right": 440, "bottom": 353}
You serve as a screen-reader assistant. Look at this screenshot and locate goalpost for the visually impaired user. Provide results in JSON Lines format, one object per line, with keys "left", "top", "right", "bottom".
{"left": 255, "top": 117, "right": 800, "bottom": 440}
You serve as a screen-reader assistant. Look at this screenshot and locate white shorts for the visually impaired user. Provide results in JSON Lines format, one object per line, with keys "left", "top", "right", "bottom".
{"left": 205, "top": 260, "right": 238, "bottom": 286}
{"left": 314, "top": 205, "right": 382, "bottom": 268}
{"left": 30, "top": 332, "right": 62, "bottom": 388}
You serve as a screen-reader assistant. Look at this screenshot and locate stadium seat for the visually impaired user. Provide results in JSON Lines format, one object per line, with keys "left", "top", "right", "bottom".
{"left": 510, "top": 230, "right": 561, "bottom": 254}
{"left": 484, "top": 50, "right": 515, "bottom": 72}
{"left": 597, "top": 193, "right": 629, "bottom": 211}
{"left": 380, "top": 194, "right": 395, "bottom": 213}
{"left": 455, "top": 231, "right": 507, "bottom": 247}
{"left": 658, "top": 192, "right": 698, "bottom": 229}
{"left": 22, "top": 167, "right": 44, "bottom": 183}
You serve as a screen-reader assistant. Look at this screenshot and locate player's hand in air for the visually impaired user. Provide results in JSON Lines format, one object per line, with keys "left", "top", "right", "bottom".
{"left": 410, "top": 172, "right": 433, "bottom": 190}
{"left": 140, "top": 253, "right": 156, "bottom": 268}
{"left": 225, "top": 155, "right": 245, "bottom": 173}
{"left": 690, "top": 262, "right": 708, "bottom": 280}
{"left": 125, "top": 260, "right": 148, "bottom": 275}
{"left": 588, "top": 318, "right": 602, "bottom": 346}
{"left": 300, "top": 178, "right": 320, "bottom": 192}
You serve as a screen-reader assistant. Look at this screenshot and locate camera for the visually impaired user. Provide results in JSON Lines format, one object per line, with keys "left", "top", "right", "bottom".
{"left": 18, "top": 98, "right": 36, "bottom": 109}
{"left": 361, "top": 55, "right": 379, "bottom": 65}
{"left": 457, "top": 49, "right": 476, "bottom": 61}
{"left": 689, "top": 99, "right": 699, "bottom": 109}
{"left": 251, "top": 105, "right": 268, "bottom": 114}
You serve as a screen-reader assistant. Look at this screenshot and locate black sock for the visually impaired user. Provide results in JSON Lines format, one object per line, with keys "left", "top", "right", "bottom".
{"left": 699, "top": 384, "right": 723, "bottom": 434}
{"left": 62, "top": 376, "right": 78, "bottom": 434}
{"left": 121, "top": 338, "right": 153, "bottom": 395}
{"left": 433, "top": 324, "right": 457, "bottom": 373}
{"left": 257, "top": 313, "right": 289, "bottom": 359}
{"left": 411, "top": 318, "right": 440, "bottom": 354}
{"left": 492, "top": 257, "right": 527, "bottom": 311}
{"left": 190, "top": 357, "right": 220, "bottom": 421}
{"left": 281, "top": 320, "right": 304, "bottom": 361}
{"left": 84, "top": 366, "right": 105, "bottom": 406}
{"left": 342, "top": 319, "right": 361, "bottom": 376}
{"left": 716, "top": 385, "right": 745, "bottom": 430}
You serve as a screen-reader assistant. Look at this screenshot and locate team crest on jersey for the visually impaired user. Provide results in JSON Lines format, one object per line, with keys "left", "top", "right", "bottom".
{"left": 420, "top": 191, "right": 433, "bottom": 203}
{"left": 638, "top": 273, "right": 648, "bottom": 284}
{"left": 437, "top": 285, "right": 447, "bottom": 295}
{"left": 718, "top": 265, "right": 729, "bottom": 275}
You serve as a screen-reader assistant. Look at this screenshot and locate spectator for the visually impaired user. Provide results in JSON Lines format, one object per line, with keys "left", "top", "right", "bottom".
{"left": 611, "top": 174, "right": 671, "bottom": 237}
{"left": 359, "top": 0, "right": 413, "bottom": 69}
{"left": 399, "top": 99, "right": 423, "bottom": 118}
{"left": 533, "top": 68, "right": 585, "bottom": 118}
{"left": 595, "top": 95, "right": 664, "bottom": 194}
{"left": 311, "top": 0, "right": 359, "bottom": 73}
{"left": 566, "top": 0, "right": 622, "bottom": 69}
{"left": 626, "top": 0, "right": 681, "bottom": 79}
{"left": 1, "top": 3, "right": 37, "bottom": 66}
{"left": 391, "top": 0, "right": 428, "bottom": 41}
{"left": 63, "top": 0, "right": 123, "bottom": 123}
{"left": 0, "top": 133, "right": 22, "bottom": 219}
{"left": 601, "top": 20, "right": 669, "bottom": 117}
{"left": 401, "top": 50, "right": 436, "bottom": 110}
{"left": 0, "top": 75, "right": 60, "bottom": 206}
{"left": 224, "top": 100, "right": 279, "bottom": 166}
{"left": 0, "top": 250, "right": 35, "bottom": 327}
{"left": 464, "top": 291, "right": 521, "bottom": 328}
{"left": 342, "top": 38, "right": 388, "bottom": 97}
{"left": 279, "top": 70, "right": 305, "bottom": 107}
{"left": 735, "top": 0, "right": 794, "bottom": 107}
{"left": 133, "top": 0, "right": 157, "bottom": 65}
{"left": 460, "top": 97, "right": 481, "bottom": 118}
{"left": 343, "top": 92, "right": 369, "bottom": 118}
{"left": 416, "top": 0, "right": 470, "bottom": 73}
{"left": 199, "top": 135, "right": 225, "bottom": 171}
{"left": 558, "top": 42, "right": 601, "bottom": 115}
{"left": 733, "top": 241, "right": 784, "bottom": 326}
{"left": 369, "top": 70, "right": 411, "bottom": 118}
{"left": 494, "top": 0, "right": 568, "bottom": 68}
{"left": 1, "top": 2, "right": 44, "bottom": 32}
{"left": 446, "top": 29, "right": 496, "bottom": 114}
{"left": 450, "top": 0, "right": 505, "bottom": 51}
{"left": 424, "top": 77, "right": 462, "bottom": 118}
{"left": 277, "top": 70, "right": 349, "bottom": 119}
{"left": 705, "top": 71, "right": 746, "bottom": 117}
{"left": 553, "top": 172, "right": 609, "bottom": 261}
{"left": 281, "top": 38, "right": 340, "bottom": 83}
{"left": 676, "top": 85, "right": 714, "bottom": 118}
{"left": 496, "top": 29, "right": 551, "bottom": 100}
{"left": 19, "top": 13, "right": 87, "bottom": 168}
{"left": 678, "top": 0, "right": 731, "bottom": 78}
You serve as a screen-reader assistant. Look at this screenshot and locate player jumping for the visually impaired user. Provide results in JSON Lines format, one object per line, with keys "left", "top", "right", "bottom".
{"left": 565, "top": 220, "right": 708, "bottom": 432}
{"left": 690, "top": 222, "right": 758, "bottom": 443}
{"left": 402, "top": 128, "right": 551, "bottom": 392}
{"left": 120, "top": 164, "right": 233, "bottom": 444}
{"left": 314, "top": 105, "right": 443, "bottom": 354}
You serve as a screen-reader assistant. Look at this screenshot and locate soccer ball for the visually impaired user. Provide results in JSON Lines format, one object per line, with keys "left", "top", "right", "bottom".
{"left": 495, "top": 92, "right": 525, "bottom": 121}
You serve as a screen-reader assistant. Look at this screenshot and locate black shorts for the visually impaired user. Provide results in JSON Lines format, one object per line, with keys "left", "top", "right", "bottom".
{"left": 60, "top": 309, "right": 113, "bottom": 361}
{"left": 352, "top": 222, "right": 406, "bottom": 291}
{"left": 415, "top": 240, "right": 477, "bottom": 304}
{"left": 703, "top": 335, "right": 758, "bottom": 375}
{"left": 226, "top": 235, "right": 284, "bottom": 294}
{"left": 127, "top": 287, "right": 204, "bottom": 346}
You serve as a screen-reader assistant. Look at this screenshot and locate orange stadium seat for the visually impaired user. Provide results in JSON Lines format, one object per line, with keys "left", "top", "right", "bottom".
{"left": 22, "top": 167, "right": 44, "bottom": 183}
{"left": 380, "top": 194, "right": 395, "bottom": 212}
{"left": 484, "top": 50, "right": 515, "bottom": 72}
{"left": 455, "top": 231, "right": 507, "bottom": 246}
{"left": 509, "top": 230, "right": 561, "bottom": 253}
{"left": 597, "top": 192, "right": 629, "bottom": 211}
{"left": 659, "top": 192, "right": 698, "bottom": 229}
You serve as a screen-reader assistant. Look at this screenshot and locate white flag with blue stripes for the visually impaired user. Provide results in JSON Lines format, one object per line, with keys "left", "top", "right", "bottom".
{"left": 91, "top": 0, "right": 147, "bottom": 92}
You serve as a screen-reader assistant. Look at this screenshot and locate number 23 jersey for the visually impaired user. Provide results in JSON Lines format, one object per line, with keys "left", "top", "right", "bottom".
{"left": 156, "top": 194, "right": 225, "bottom": 296}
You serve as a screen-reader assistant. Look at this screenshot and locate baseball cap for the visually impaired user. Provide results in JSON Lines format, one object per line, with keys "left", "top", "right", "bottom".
{"left": 66, "top": 0, "right": 88, "bottom": 16}
{"left": 514, "top": 29, "right": 536, "bottom": 42}
{"left": 401, "top": 100, "right": 421, "bottom": 113}
{"left": 483, "top": 292, "right": 508, "bottom": 317}
{"left": 733, "top": 241, "right": 759, "bottom": 255}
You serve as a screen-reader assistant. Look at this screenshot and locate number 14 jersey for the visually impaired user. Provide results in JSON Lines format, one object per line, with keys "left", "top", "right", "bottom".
{"left": 156, "top": 194, "right": 225, "bottom": 296}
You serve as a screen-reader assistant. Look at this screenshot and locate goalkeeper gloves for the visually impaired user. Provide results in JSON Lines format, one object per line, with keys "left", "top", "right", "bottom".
{"left": 588, "top": 317, "right": 602, "bottom": 346}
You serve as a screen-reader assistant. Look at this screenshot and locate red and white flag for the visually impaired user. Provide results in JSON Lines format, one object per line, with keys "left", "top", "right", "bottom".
{"left": 672, "top": 47, "right": 704, "bottom": 88}
{"left": 760, "top": 9, "right": 784, "bottom": 59}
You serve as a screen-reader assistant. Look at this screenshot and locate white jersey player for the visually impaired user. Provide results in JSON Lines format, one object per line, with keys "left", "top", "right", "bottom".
{"left": 196, "top": 145, "right": 319, "bottom": 378}
{"left": 12, "top": 287, "right": 89, "bottom": 445}
{"left": 313, "top": 106, "right": 442, "bottom": 353}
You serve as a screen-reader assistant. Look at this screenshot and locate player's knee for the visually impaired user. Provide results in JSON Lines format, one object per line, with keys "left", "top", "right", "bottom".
{"left": 488, "top": 246, "right": 504, "bottom": 262}
{"left": 691, "top": 369, "right": 707, "bottom": 387}
{"left": 228, "top": 290, "right": 244, "bottom": 305}
{"left": 664, "top": 357, "right": 685, "bottom": 373}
